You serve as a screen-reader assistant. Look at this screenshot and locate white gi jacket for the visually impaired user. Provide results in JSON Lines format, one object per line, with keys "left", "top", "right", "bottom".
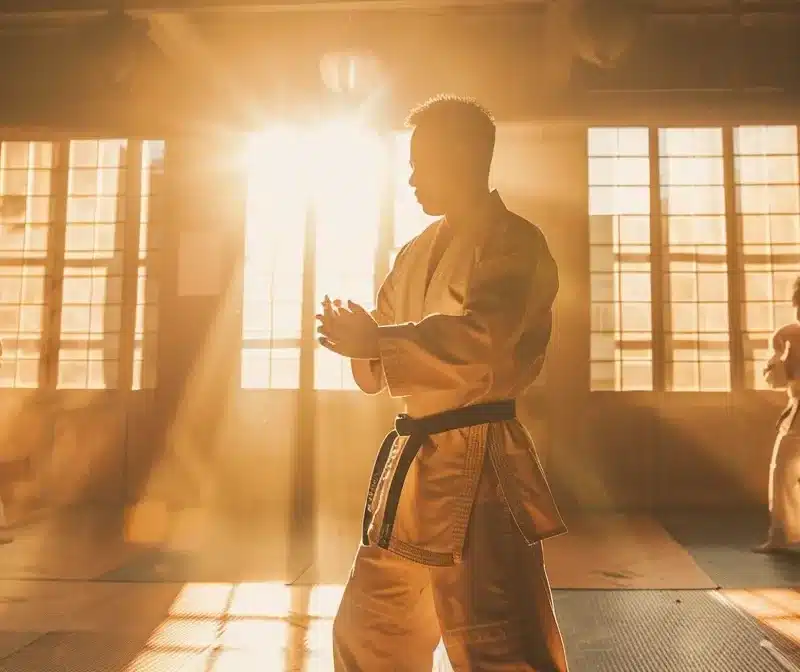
{"left": 352, "top": 191, "right": 566, "bottom": 566}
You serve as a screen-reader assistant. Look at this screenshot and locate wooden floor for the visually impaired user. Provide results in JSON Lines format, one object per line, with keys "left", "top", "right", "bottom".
{"left": 0, "top": 505, "right": 798, "bottom": 671}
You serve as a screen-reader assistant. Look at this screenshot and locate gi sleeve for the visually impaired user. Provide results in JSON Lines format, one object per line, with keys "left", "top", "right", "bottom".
{"left": 764, "top": 330, "right": 789, "bottom": 389}
{"left": 377, "top": 228, "right": 558, "bottom": 399}
{"left": 350, "top": 244, "right": 409, "bottom": 395}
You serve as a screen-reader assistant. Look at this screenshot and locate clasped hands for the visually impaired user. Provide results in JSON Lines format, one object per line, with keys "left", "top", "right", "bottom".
{"left": 316, "top": 295, "right": 381, "bottom": 360}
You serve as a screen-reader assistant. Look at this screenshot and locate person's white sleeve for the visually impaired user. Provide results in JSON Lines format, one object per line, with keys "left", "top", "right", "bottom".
{"left": 350, "top": 245, "right": 410, "bottom": 395}
{"left": 377, "top": 232, "right": 557, "bottom": 398}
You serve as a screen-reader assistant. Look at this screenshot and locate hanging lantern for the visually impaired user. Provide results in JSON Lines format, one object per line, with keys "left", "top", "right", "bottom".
{"left": 571, "top": 0, "right": 644, "bottom": 69}
{"left": 319, "top": 50, "right": 382, "bottom": 94}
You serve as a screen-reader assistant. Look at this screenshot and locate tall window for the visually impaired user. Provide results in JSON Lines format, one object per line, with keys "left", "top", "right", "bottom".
{"left": 313, "top": 123, "right": 383, "bottom": 391}
{"left": 241, "top": 126, "right": 436, "bottom": 391}
{"left": 241, "top": 129, "right": 305, "bottom": 390}
{"left": 735, "top": 126, "right": 800, "bottom": 389}
{"left": 588, "top": 128, "right": 652, "bottom": 391}
{"left": 589, "top": 124, "right": 800, "bottom": 393}
{"left": 660, "top": 128, "right": 730, "bottom": 391}
{"left": 58, "top": 139, "right": 127, "bottom": 389}
{"left": 0, "top": 141, "right": 54, "bottom": 388}
{"left": 133, "top": 140, "right": 165, "bottom": 390}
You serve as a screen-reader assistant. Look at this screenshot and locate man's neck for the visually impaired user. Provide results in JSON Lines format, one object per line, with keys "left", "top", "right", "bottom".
{"left": 443, "top": 188, "right": 494, "bottom": 227}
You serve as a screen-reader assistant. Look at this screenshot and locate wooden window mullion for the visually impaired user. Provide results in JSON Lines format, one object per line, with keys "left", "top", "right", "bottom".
{"left": 41, "top": 140, "right": 69, "bottom": 390}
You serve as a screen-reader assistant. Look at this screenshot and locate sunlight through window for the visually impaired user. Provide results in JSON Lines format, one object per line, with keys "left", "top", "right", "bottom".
{"left": 242, "top": 121, "right": 395, "bottom": 391}
{"left": 660, "top": 128, "right": 731, "bottom": 391}
{"left": 126, "top": 582, "right": 299, "bottom": 672}
{"left": 313, "top": 120, "right": 384, "bottom": 391}
{"left": 241, "top": 126, "right": 306, "bottom": 390}
{"left": 133, "top": 140, "right": 164, "bottom": 390}
{"left": 734, "top": 126, "right": 800, "bottom": 388}
{"left": 0, "top": 141, "right": 53, "bottom": 388}
{"left": 59, "top": 139, "right": 128, "bottom": 389}
{"left": 588, "top": 127, "right": 653, "bottom": 391}
{"left": 722, "top": 589, "right": 800, "bottom": 647}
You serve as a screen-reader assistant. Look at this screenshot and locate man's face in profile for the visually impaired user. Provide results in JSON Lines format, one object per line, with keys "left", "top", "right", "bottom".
{"left": 408, "top": 126, "right": 459, "bottom": 217}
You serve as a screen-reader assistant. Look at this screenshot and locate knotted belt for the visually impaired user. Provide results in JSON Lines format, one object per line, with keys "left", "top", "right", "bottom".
{"left": 362, "top": 399, "right": 517, "bottom": 549}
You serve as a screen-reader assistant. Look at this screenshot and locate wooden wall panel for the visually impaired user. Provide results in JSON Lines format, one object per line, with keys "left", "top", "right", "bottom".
{"left": 124, "top": 391, "right": 158, "bottom": 503}
{"left": 4, "top": 120, "right": 795, "bottom": 527}
{"left": 45, "top": 397, "right": 127, "bottom": 506}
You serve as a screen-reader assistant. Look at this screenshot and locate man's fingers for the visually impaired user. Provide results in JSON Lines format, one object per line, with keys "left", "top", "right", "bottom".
{"left": 317, "top": 323, "right": 337, "bottom": 339}
{"left": 347, "top": 300, "right": 369, "bottom": 315}
{"left": 316, "top": 314, "right": 332, "bottom": 334}
{"left": 318, "top": 337, "right": 346, "bottom": 355}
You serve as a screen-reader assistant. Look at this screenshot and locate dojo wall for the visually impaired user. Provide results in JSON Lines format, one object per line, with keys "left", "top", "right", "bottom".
{"left": 1, "top": 125, "right": 782, "bottom": 524}
{"left": 0, "top": 10, "right": 799, "bottom": 545}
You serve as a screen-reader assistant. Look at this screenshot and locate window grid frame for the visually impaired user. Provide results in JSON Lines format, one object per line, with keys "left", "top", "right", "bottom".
{"left": 723, "top": 126, "right": 746, "bottom": 390}
{"left": 591, "top": 123, "right": 800, "bottom": 394}
{"left": 648, "top": 128, "right": 666, "bottom": 392}
{"left": 117, "top": 139, "right": 143, "bottom": 394}
{"left": 0, "top": 135, "right": 159, "bottom": 393}
{"left": 588, "top": 126, "right": 654, "bottom": 392}
{"left": 659, "top": 127, "right": 732, "bottom": 393}
{"left": 40, "top": 140, "right": 69, "bottom": 390}
{"left": 734, "top": 125, "right": 800, "bottom": 390}
{"left": 240, "top": 129, "right": 412, "bottom": 392}
{"left": 0, "top": 139, "right": 59, "bottom": 389}
{"left": 133, "top": 140, "right": 165, "bottom": 392}
{"left": 57, "top": 139, "right": 129, "bottom": 391}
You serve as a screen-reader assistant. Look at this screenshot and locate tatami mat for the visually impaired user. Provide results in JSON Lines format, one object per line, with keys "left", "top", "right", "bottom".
{"left": 555, "top": 589, "right": 800, "bottom": 672}
{"left": 3, "top": 509, "right": 800, "bottom": 670}
{"left": 544, "top": 513, "right": 716, "bottom": 590}
{"left": 721, "top": 588, "right": 800, "bottom": 649}
{"left": 304, "top": 513, "right": 718, "bottom": 590}
{"left": 2, "top": 582, "right": 799, "bottom": 672}
{"left": 0, "top": 509, "right": 137, "bottom": 581}
{"left": 659, "top": 512, "right": 800, "bottom": 589}
{"left": 8, "top": 509, "right": 798, "bottom": 592}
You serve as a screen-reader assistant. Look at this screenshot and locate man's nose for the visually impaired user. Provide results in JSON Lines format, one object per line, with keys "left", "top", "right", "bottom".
{"left": 408, "top": 171, "right": 416, "bottom": 188}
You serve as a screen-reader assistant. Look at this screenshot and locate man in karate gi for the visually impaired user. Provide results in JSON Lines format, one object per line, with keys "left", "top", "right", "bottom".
{"left": 316, "top": 94, "right": 569, "bottom": 671}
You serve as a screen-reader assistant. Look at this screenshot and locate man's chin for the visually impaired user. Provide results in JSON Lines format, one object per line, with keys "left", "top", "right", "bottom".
{"left": 418, "top": 199, "right": 444, "bottom": 217}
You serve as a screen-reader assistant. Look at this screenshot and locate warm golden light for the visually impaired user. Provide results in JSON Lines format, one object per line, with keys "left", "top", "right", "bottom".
{"left": 241, "top": 118, "right": 385, "bottom": 391}
{"left": 588, "top": 127, "right": 654, "bottom": 391}
{"left": 722, "top": 589, "right": 800, "bottom": 646}
{"left": 120, "top": 581, "right": 348, "bottom": 671}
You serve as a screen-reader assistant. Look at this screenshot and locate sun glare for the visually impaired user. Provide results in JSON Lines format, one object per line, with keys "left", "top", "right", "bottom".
{"left": 122, "top": 582, "right": 350, "bottom": 671}
{"left": 241, "top": 118, "right": 386, "bottom": 390}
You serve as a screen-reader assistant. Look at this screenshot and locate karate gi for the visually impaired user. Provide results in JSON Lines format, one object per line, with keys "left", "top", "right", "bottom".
{"left": 333, "top": 191, "right": 569, "bottom": 671}
{"left": 763, "top": 323, "right": 800, "bottom": 547}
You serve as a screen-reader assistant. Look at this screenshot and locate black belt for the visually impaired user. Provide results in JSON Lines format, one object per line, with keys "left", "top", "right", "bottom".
{"left": 362, "top": 399, "right": 517, "bottom": 549}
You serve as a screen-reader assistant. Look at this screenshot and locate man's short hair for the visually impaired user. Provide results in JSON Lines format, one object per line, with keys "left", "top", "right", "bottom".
{"left": 793, "top": 276, "right": 800, "bottom": 306}
{"left": 405, "top": 94, "right": 496, "bottom": 172}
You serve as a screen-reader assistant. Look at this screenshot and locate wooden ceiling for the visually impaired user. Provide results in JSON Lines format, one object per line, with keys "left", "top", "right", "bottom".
{"left": 0, "top": 0, "right": 797, "bottom": 19}
{"left": 0, "top": 0, "right": 797, "bottom": 131}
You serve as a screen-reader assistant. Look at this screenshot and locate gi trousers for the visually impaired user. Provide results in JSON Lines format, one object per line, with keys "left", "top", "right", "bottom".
{"left": 332, "top": 459, "right": 569, "bottom": 671}
{"left": 767, "top": 431, "right": 800, "bottom": 545}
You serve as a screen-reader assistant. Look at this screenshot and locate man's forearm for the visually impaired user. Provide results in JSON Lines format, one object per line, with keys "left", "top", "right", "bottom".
{"left": 351, "top": 358, "right": 385, "bottom": 395}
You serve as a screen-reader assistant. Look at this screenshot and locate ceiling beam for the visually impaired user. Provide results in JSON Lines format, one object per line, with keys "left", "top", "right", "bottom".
{"left": 2, "top": 1, "right": 799, "bottom": 24}
{"left": 0, "top": 0, "right": 548, "bottom": 19}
